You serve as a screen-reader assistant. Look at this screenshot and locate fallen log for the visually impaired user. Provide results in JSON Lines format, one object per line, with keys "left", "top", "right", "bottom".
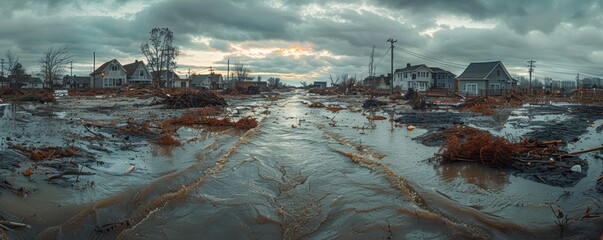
{"left": 570, "top": 146, "right": 603, "bottom": 155}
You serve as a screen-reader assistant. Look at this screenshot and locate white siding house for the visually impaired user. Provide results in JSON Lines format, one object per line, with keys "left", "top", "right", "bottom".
{"left": 393, "top": 64, "right": 434, "bottom": 91}
{"left": 123, "top": 60, "right": 152, "bottom": 85}
{"left": 90, "top": 59, "right": 128, "bottom": 88}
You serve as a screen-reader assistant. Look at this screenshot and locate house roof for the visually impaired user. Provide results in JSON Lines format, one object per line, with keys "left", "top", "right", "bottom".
{"left": 64, "top": 75, "right": 89, "bottom": 84}
{"left": 457, "top": 61, "right": 504, "bottom": 79}
{"left": 30, "top": 77, "right": 44, "bottom": 84}
{"left": 394, "top": 64, "right": 432, "bottom": 73}
{"left": 191, "top": 74, "right": 223, "bottom": 85}
{"left": 91, "top": 59, "right": 123, "bottom": 75}
{"left": 152, "top": 70, "right": 180, "bottom": 80}
{"left": 122, "top": 61, "right": 145, "bottom": 78}
{"left": 429, "top": 67, "right": 455, "bottom": 75}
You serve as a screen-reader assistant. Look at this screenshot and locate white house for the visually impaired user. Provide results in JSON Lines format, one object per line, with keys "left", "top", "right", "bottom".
{"left": 123, "top": 60, "right": 152, "bottom": 85}
{"left": 393, "top": 63, "right": 434, "bottom": 91}
{"left": 152, "top": 70, "right": 190, "bottom": 88}
{"left": 90, "top": 59, "right": 128, "bottom": 88}
{"left": 191, "top": 73, "right": 224, "bottom": 89}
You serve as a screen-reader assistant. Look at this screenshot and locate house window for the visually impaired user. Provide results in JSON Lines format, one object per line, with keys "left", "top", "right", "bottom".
{"left": 465, "top": 83, "right": 478, "bottom": 95}
{"left": 404, "top": 73, "right": 407, "bottom": 78}
{"left": 140, "top": 70, "right": 144, "bottom": 76}
{"left": 427, "top": 72, "right": 429, "bottom": 78}
{"left": 181, "top": 81, "right": 186, "bottom": 88}
{"left": 111, "top": 65, "right": 118, "bottom": 71}
{"left": 497, "top": 70, "right": 500, "bottom": 76}
{"left": 412, "top": 74, "right": 416, "bottom": 79}
{"left": 116, "top": 78, "right": 122, "bottom": 86}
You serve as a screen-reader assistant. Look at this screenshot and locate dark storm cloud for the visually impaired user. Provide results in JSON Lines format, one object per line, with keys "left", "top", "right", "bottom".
{"left": 0, "top": 0, "right": 602, "bottom": 81}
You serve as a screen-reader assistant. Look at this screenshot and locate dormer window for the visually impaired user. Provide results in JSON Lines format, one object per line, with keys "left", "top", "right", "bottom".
{"left": 111, "top": 65, "right": 118, "bottom": 71}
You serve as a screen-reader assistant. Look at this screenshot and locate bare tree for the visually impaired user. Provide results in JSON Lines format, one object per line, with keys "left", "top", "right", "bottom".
{"left": 39, "top": 47, "right": 72, "bottom": 88}
{"left": 268, "top": 77, "right": 282, "bottom": 87}
{"left": 232, "top": 62, "right": 254, "bottom": 85}
{"left": 5, "top": 49, "right": 19, "bottom": 75}
{"left": 300, "top": 81, "right": 308, "bottom": 87}
{"left": 141, "top": 27, "right": 179, "bottom": 87}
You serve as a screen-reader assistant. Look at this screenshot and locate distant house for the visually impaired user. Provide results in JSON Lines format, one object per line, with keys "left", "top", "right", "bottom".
{"left": 90, "top": 59, "right": 128, "bottom": 88}
{"left": 429, "top": 67, "right": 456, "bottom": 91}
{"left": 63, "top": 75, "right": 90, "bottom": 89}
{"left": 313, "top": 81, "right": 327, "bottom": 88}
{"left": 22, "top": 77, "right": 45, "bottom": 89}
{"left": 457, "top": 61, "right": 516, "bottom": 96}
{"left": 123, "top": 60, "right": 152, "bottom": 86}
{"left": 153, "top": 70, "right": 190, "bottom": 88}
{"left": 393, "top": 63, "right": 434, "bottom": 91}
{"left": 191, "top": 73, "right": 224, "bottom": 89}
{"left": 363, "top": 75, "right": 391, "bottom": 90}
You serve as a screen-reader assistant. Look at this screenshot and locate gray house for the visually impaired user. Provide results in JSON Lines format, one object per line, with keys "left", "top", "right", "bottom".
{"left": 429, "top": 67, "right": 456, "bottom": 91}
{"left": 457, "top": 61, "right": 516, "bottom": 96}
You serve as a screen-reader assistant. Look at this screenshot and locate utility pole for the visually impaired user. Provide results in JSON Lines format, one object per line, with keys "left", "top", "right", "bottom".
{"left": 387, "top": 38, "right": 397, "bottom": 94}
{"left": 69, "top": 61, "right": 73, "bottom": 76}
{"left": 527, "top": 60, "right": 535, "bottom": 94}
{"left": 576, "top": 73, "right": 580, "bottom": 89}
{"left": 93, "top": 52, "right": 96, "bottom": 88}
{"left": 369, "top": 44, "right": 375, "bottom": 78}
{"left": 227, "top": 59, "right": 230, "bottom": 83}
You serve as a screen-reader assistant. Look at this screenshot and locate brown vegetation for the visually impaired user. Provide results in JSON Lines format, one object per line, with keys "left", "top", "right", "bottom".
{"left": 161, "top": 91, "right": 227, "bottom": 109}
{"left": 367, "top": 115, "right": 387, "bottom": 120}
{"left": 155, "top": 132, "right": 181, "bottom": 146}
{"left": 309, "top": 102, "right": 325, "bottom": 108}
{"left": 326, "top": 105, "right": 345, "bottom": 112}
{"left": 7, "top": 143, "right": 79, "bottom": 161}
{"left": 459, "top": 94, "right": 525, "bottom": 115}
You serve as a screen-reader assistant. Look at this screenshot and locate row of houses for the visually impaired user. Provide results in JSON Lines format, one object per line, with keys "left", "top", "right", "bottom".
{"left": 364, "top": 61, "right": 517, "bottom": 96}
{"left": 1, "top": 59, "right": 226, "bottom": 90}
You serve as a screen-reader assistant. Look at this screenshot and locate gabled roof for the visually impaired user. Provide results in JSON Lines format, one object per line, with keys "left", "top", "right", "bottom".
{"left": 395, "top": 64, "right": 431, "bottom": 73}
{"left": 91, "top": 59, "right": 125, "bottom": 75}
{"left": 122, "top": 61, "right": 146, "bottom": 78}
{"left": 152, "top": 70, "right": 180, "bottom": 80}
{"left": 457, "top": 61, "right": 505, "bottom": 79}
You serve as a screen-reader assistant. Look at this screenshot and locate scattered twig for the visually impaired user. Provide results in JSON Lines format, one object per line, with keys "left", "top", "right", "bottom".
{"left": 570, "top": 146, "right": 603, "bottom": 155}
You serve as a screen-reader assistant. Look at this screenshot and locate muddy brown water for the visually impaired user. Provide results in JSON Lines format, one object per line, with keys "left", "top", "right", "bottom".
{"left": 1, "top": 91, "right": 602, "bottom": 239}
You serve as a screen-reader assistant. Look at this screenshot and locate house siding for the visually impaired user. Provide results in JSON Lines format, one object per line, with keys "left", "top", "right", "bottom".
{"left": 485, "top": 65, "right": 513, "bottom": 90}
{"left": 458, "top": 80, "right": 487, "bottom": 96}
{"left": 129, "top": 64, "right": 152, "bottom": 85}
{"left": 395, "top": 65, "right": 433, "bottom": 91}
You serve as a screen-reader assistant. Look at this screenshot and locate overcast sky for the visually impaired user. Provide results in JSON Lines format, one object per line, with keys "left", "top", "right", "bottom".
{"left": 1, "top": 0, "right": 602, "bottom": 84}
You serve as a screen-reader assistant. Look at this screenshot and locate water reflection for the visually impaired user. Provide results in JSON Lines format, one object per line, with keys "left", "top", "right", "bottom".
{"left": 435, "top": 163, "right": 509, "bottom": 191}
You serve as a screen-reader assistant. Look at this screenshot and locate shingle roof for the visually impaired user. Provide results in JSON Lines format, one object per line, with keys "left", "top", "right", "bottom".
{"left": 122, "top": 61, "right": 144, "bottom": 78}
{"left": 394, "top": 64, "right": 431, "bottom": 73}
{"left": 91, "top": 59, "right": 117, "bottom": 75}
{"left": 457, "top": 61, "right": 500, "bottom": 79}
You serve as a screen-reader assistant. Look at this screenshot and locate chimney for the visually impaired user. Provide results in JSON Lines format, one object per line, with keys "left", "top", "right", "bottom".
{"left": 135, "top": 60, "right": 138, "bottom": 63}
{"left": 406, "top": 63, "right": 411, "bottom": 68}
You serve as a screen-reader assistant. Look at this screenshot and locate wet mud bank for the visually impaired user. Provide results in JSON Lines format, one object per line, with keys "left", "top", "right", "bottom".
{"left": 0, "top": 91, "right": 602, "bottom": 239}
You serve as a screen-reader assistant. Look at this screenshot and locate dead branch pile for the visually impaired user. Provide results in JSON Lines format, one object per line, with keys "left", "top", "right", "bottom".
{"left": 409, "top": 94, "right": 433, "bottom": 110}
{"left": 326, "top": 105, "right": 345, "bottom": 112}
{"left": 309, "top": 102, "right": 325, "bottom": 108}
{"left": 0, "top": 87, "right": 25, "bottom": 97}
{"left": 115, "top": 119, "right": 154, "bottom": 137}
{"left": 417, "top": 125, "right": 483, "bottom": 146}
{"left": 13, "top": 90, "right": 54, "bottom": 103}
{"left": 160, "top": 110, "right": 258, "bottom": 130}
{"left": 367, "top": 115, "right": 387, "bottom": 120}
{"left": 458, "top": 94, "right": 524, "bottom": 115}
{"left": 155, "top": 132, "right": 181, "bottom": 146}
{"left": 440, "top": 128, "right": 563, "bottom": 167}
{"left": 161, "top": 91, "right": 227, "bottom": 109}
{"left": 362, "top": 98, "right": 388, "bottom": 109}
{"left": 7, "top": 142, "right": 79, "bottom": 161}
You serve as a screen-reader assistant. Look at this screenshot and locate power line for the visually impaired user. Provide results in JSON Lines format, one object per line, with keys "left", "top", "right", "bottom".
{"left": 395, "top": 49, "right": 466, "bottom": 69}
{"left": 397, "top": 48, "right": 466, "bottom": 67}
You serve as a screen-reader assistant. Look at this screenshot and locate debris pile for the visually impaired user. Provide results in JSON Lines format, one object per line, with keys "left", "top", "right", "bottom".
{"left": 155, "top": 132, "right": 181, "bottom": 146}
{"left": 161, "top": 91, "right": 227, "bottom": 109}
{"left": 309, "top": 102, "right": 325, "bottom": 108}
{"left": 362, "top": 98, "right": 387, "bottom": 109}
{"left": 437, "top": 126, "right": 587, "bottom": 187}
{"left": 7, "top": 143, "right": 79, "bottom": 161}
{"left": 326, "top": 105, "right": 345, "bottom": 112}
{"left": 458, "top": 94, "right": 524, "bottom": 115}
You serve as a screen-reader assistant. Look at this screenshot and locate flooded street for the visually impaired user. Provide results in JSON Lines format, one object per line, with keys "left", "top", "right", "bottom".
{"left": 1, "top": 90, "right": 602, "bottom": 239}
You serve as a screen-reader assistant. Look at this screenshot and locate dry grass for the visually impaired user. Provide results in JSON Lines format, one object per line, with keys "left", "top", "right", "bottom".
{"left": 8, "top": 143, "right": 80, "bottom": 161}
{"left": 154, "top": 132, "right": 181, "bottom": 146}
{"left": 309, "top": 102, "right": 326, "bottom": 108}
{"left": 326, "top": 105, "right": 345, "bottom": 112}
{"left": 367, "top": 115, "right": 387, "bottom": 120}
